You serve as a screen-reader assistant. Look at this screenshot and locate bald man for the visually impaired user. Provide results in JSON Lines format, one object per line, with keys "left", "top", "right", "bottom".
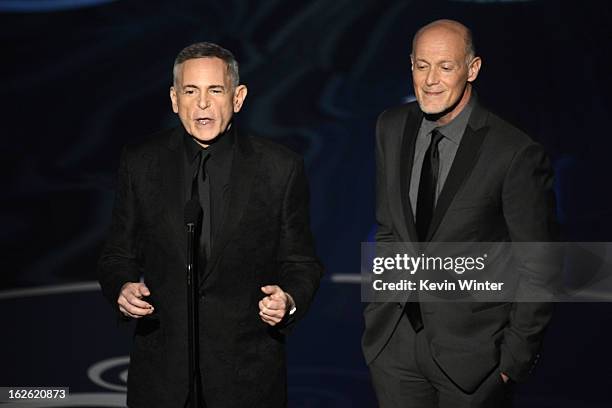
{"left": 362, "top": 20, "right": 557, "bottom": 407}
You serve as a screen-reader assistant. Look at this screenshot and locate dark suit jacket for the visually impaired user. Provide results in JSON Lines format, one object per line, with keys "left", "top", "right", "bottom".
{"left": 363, "top": 99, "right": 557, "bottom": 393}
{"left": 98, "top": 127, "right": 323, "bottom": 408}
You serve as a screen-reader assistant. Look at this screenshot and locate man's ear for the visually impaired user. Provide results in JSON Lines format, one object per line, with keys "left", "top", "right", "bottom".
{"left": 170, "top": 86, "right": 179, "bottom": 113}
{"left": 467, "top": 57, "right": 482, "bottom": 83}
{"left": 233, "top": 84, "right": 248, "bottom": 113}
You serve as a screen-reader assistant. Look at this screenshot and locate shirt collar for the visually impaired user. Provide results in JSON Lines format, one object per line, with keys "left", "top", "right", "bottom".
{"left": 421, "top": 92, "right": 476, "bottom": 145}
{"left": 183, "top": 122, "right": 236, "bottom": 163}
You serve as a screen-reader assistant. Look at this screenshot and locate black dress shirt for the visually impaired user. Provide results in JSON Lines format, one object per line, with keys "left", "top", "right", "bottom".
{"left": 183, "top": 124, "right": 235, "bottom": 257}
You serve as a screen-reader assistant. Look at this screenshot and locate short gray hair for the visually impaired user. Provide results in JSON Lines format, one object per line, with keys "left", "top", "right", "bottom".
{"left": 173, "top": 42, "right": 240, "bottom": 88}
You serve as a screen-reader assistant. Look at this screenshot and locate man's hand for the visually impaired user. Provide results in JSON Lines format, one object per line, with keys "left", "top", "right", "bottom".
{"left": 500, "top": 372, "right": 510, "bottom": 383}
{"left": 118, "top": 282, "right": 154, "bottom": 318}
{"left": 258, "top": 285, "right": 294, "bottom": 326}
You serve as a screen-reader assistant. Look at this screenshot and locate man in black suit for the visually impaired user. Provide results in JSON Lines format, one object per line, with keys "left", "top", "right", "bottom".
{"left": 363, "top": 20, "right": 557, "bottom": 407}
{"left": 98, "top": 42, "right": 323, "bottom": 408}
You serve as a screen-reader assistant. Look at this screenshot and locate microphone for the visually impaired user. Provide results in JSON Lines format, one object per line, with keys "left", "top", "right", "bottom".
{"left": 184, "top": 198, "right": 202, "bottom": 227}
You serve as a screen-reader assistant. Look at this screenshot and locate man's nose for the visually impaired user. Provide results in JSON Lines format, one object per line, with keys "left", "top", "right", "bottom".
{"left": 425, "top": 68, "right": 439, "bottom": 86}
{"left": 197, "top": 95, "right": 210, "bottom": 109}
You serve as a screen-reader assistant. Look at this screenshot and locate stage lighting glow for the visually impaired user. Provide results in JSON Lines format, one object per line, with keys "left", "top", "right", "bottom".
{"left": 0, "top": 0, "right": 117, "bottom": 12}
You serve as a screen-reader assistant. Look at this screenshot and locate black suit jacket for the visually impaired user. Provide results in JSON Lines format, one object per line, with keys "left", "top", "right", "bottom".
{"left": 363, "top": 99, "right": 557, "bottom": 393}
{"left": 98, "top": 127, "right": 323, "bottom": 408}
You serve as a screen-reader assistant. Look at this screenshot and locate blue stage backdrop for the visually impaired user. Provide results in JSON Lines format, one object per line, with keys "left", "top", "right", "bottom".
{"left": 2, "top": 0, "right": 612, "bottom": 407}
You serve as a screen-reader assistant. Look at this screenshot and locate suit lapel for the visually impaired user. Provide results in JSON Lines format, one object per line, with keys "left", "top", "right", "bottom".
{"left": 161, "top": 128, "right": 187, "bottom": 258}
{"left": 397, "top": 108, "right": 422, "bottom": 243}
{"left": 426, "top": 104, "right": 489, "bottom": 241}
{"left": 202, "top": 131, "right": 260, "bottom": 282}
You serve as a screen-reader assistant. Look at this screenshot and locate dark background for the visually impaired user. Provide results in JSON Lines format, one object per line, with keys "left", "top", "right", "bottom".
{"left": 2, "top": 0, "right": 612, "bottom": 407}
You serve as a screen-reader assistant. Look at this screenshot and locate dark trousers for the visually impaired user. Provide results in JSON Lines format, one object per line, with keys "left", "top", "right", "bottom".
{"left": 369, "top": 314, "right": 514, "bottom": 408}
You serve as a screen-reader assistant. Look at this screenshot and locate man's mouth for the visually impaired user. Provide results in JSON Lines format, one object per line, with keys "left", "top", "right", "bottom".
{"left": 195, "top": 118, "right": 214, "bottom": 125}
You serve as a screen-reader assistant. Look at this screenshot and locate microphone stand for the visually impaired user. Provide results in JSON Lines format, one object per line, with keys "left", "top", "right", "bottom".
{"left": 185, "top": 201, "right": 204, "bottom": 408}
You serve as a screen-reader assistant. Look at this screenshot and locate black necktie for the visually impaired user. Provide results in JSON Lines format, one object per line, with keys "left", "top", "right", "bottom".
{"left": 406, "top": 129, "right": 443, "bottom": 332}
{"left": 191, "top": 151, "right": 211, "bottom": 261}
{"left": 416, "top": 129, "right": 444, "bottom": 241}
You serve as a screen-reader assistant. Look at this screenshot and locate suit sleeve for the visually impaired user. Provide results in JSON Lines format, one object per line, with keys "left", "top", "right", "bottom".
{"left": 277, "top": 157, "right": 324, "bottom": 331}
{"left": 500, "top": 142, "right": 558, "bottom": 382}
{"left": 97, "top": 146, "right": 143, "bottom": 312}
{"left": 375, "top": 111, "right": 396, "bottom": 243}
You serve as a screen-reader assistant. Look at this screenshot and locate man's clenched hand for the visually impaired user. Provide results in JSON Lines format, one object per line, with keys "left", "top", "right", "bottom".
{"left": 258, "top": 285, "right": 294, "bottom": 326}
{"left": 118, "top": 282, "right": 154, "bottom": 318}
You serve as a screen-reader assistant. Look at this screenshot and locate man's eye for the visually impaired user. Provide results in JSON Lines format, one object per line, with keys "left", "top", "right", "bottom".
{"left": 184, "top": 89, "right": 195, "bottom": 95}
{"left": 416, "top": 65, "right": 427, "bottom": 70}
{"left": 441, "top": 66, "right": 453, "bottom": 71}
{"left": 210, "top": 89, "right": 223, "bottom": 94}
